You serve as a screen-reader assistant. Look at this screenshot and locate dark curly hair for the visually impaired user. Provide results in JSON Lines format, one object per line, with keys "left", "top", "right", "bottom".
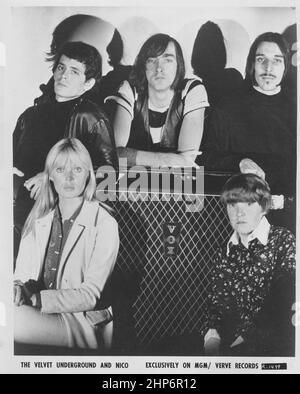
{"left": 52, "top": 41, "right": 102, "bottom": 83}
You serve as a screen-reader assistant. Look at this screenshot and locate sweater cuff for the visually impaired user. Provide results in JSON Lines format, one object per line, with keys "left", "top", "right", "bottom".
{"left": 31, "top": 292, "right": 42, "bottom": 309}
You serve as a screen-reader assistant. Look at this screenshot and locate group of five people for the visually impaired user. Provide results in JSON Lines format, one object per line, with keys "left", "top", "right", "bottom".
{"left": 13, "top": 24, "right": 296, "bottom": 356}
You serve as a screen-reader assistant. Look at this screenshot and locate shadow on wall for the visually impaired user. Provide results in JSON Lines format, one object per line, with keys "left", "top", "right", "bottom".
{"left": 282, "top": 23, "right": 297, "bottom": 98}
{"left": 46, "top": 14, "right": 115, "bottom": 74}
{"left": 35, "top": 14, "right": 129, "bottom": 105}
{"left": 100, "top": 29, "right": 133, "bottom": 97}
{"left": 217, "top": 19, "right": 250, "bottom": 73}
{"left": 35, "top": 14, "right": 158, "bottom": 105}
{"left": 191, "top": 20, "right": 244, "bottom": 107}
{"left": 100, "top": 28, "right": 133, "bottom": 113}
{"left": 177, "top": 18, "right": 250, "bottom": 78}
{"left": 118, "top": 16, "right": 159, "bottom": 65}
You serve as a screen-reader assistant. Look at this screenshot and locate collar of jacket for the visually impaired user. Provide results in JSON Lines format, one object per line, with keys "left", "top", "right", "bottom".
{"left": 35, "top": 199, "right": 100, "bottom": 228}
{"left": 34, "top": 200, "right": 100, "bottom": 280}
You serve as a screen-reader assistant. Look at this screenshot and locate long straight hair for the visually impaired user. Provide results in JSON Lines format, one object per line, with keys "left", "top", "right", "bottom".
{"left": 22, "top": 138, "right": 96, "bottom": 237}
{"left": 130, "top": 33, "right": 186, "bottom": 95}
{"left": 244, "top": 32, "right": 289, "bottom": 88}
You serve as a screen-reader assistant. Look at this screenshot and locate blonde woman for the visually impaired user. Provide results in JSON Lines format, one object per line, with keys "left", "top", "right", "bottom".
{"left": 14, "top": 138, "right": 119, "bottom": 350}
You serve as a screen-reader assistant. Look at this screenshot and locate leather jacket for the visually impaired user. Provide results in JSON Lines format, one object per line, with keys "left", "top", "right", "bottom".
{"left": 66, "top": 97, "right": 118, "bottom": 171}
{"left": 13, "top": 93, "right": 118, "bottom": 178}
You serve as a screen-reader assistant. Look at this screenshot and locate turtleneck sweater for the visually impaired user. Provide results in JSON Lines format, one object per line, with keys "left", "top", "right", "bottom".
{"left": 202, "top": 85, "right": 296, "bottom": 194}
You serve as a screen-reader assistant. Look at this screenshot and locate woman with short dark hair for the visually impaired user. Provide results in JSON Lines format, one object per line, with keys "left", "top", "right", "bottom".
{"left": 203, "top": 173, "right": 295, "bottom": 356}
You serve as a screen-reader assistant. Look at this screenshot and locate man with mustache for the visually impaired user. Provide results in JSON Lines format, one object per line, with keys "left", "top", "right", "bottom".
{"left": 106, "top": 33, "right": 209, "bottom": 168}
{"left": 201, "top": 32, "right": 296, "bottom": 200}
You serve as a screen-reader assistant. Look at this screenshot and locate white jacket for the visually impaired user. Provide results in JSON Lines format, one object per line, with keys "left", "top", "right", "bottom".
{"left": 14, "top": 200, "right": 119, "bottom": 348}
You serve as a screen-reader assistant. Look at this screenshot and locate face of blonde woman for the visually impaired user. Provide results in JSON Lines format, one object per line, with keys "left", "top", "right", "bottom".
{"left": 50, "top": 157, "right": 89, "bottom": 199}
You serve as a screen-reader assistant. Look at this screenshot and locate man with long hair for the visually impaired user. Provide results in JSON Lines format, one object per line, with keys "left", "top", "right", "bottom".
{"left": 106, "top": 33, "right": 209, "bottom": 168}
{"left": 201, "top": 32, "right": 296, "bottom": 231}
{"left": 202, "top": 32, "right": 296, "bottom": 195}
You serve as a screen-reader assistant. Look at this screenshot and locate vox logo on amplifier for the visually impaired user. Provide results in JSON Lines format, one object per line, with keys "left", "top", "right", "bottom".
{"left": 162, "top": 222, "right": 182, "bottom": 258}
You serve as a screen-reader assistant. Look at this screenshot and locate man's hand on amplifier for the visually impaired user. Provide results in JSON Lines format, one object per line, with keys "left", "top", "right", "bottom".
{"left": 239, "top": 158, "right": 265, "bottom": 179}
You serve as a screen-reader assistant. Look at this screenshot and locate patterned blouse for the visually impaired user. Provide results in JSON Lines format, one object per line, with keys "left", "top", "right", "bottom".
{"left": 205, "top": 223, "right": 295, "bottom": 344}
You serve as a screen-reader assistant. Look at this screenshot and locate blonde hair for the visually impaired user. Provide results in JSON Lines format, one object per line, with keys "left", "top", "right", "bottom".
{"left": 22, "top": 138, "right": 96, "bottom": 237}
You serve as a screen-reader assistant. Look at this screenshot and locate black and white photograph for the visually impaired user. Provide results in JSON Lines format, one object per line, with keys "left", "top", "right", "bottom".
{"left": 0, "top": 0, "right": 299, "bottom": 375}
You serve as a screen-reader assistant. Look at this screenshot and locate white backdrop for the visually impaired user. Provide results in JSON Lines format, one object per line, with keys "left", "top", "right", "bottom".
{"left": 0, "top": 0, "right": 299, "bottom": 374}
{"left": 6, "top": 5, "right": 296, "bottom": 132}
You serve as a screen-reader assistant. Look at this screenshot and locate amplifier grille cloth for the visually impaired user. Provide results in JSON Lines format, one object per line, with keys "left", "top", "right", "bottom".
{"left": 111, "top": 191, "right": 232, "bottom": 347}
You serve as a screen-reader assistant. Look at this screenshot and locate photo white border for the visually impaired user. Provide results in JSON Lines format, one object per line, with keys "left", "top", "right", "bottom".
{"left": 0, "top": 0, "right": 299, "bottom": 375}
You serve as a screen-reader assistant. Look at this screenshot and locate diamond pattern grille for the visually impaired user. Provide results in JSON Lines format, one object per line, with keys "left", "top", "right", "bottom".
{"left": 111, "top": 191, "right": 232, "bottom": 347}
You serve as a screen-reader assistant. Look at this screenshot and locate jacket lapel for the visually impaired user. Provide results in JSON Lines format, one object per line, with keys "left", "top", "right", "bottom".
{"left": 58, "top": 222, "right": 85, "bottom": 278}
{"left": 56, "top": 201, "right": 99, "bottom": 281}
{"left": 35, "top": 210, "right": 54, "bottom": 278}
